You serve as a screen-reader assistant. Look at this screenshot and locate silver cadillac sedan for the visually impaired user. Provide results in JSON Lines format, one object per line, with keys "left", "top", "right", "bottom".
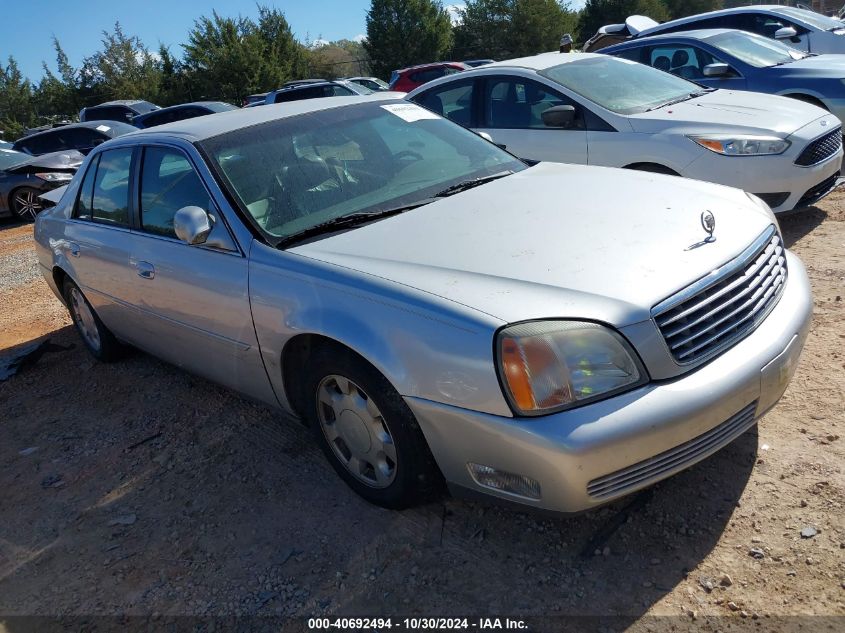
{"left": 34, "top": 94, "right": 812, "bottom": 513}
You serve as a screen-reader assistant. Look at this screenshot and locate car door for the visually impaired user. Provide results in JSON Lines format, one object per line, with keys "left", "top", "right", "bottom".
{"left": 62, "top": 147, "right": 140, "bottom": 338}
{"left": 124, "top": 144, "right": 270, "bottom": 401}
{"left": 474, "top": 75, "right": 588, "bottom": 165}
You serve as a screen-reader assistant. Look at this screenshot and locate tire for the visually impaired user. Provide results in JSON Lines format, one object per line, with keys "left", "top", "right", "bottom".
{"left": 62, "top": 278, "right": 124, "bottom": 362}
{"left": 303, "top": 344, "right": 442, "bottom": 509}
{"left": 10, "top": 187, "right": 44, "bottom": 222}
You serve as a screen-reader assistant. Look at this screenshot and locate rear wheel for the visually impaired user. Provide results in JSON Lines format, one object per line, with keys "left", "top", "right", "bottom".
{"left": 63, "top": 279, "right": 124, "bottom": 362}
{"left": 10, "top": 187, "right": 43, "bottom": 221}
{"left": 303, "top": 344, "right": 442, "bottom": 509}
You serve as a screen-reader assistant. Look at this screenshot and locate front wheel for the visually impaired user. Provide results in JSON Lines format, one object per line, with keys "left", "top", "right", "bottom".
{"left": 11, "top": 187, "right": 44, "bottom": 221}
{"left": 303, "top": 345, "right": 442, "bottom": 509}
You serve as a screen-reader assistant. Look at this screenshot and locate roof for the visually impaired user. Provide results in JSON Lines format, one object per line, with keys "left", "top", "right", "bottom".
{"left": 88, "top": 99, "right": 154, "bottom": 107}
{"left": 486, "top": 51, "right": 605, "bottom": 71}
{"left": 395, "top": 61, "right": 467, "bottom": 73}
{"left": 608, "top": 28, "right": 734, "bottom": 46}
{"left": 123, "top": 93, "right": 406, "bottom": 142}
{"left": 136, "top": 101, "right": 235, "bottom": 116}
{"left": 15, "top": 120, "right": 138, "bottom": 141}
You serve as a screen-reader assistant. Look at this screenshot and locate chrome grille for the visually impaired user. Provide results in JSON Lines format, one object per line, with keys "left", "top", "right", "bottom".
{"left": 587, "top": 402, "right": 757, "bottom": 500}
{"left": 653, "top": 227, "right": 786, "bottom": 365}
{"left": 795, "top": 128, "right": 842, "bottom": 166}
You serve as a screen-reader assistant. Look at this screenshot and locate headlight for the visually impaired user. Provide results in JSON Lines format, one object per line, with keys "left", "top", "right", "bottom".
{"left": 688, "top": 135, "right": 790, "bottom": 156}
{"left": 497, "top": 320, "right": 646, "bottom": 416}
{"left": 35, "top": 172, "right": 73, "bottom": 182}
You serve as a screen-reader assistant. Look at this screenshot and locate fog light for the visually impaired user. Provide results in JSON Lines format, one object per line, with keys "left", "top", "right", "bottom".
{"left": 467, "top": 463, "right": 541, "bottom": 500}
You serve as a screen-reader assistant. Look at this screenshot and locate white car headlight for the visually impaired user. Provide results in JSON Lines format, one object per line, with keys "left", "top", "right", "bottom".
{"left": 497, "top": 321, "right": 646, "bottom": 416}
{"left": 35, "top": 172, "right": 73, "bottom": 182}
{"left": 688, "top": 135, "right": 790, "bottom": 156}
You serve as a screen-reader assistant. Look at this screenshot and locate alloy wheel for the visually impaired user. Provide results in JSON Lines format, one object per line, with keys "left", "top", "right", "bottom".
{"left": 69, "top": 287, "right": 101, "bottom": 351}
{"left": 12, "top": 189, "right": 42, "bottom": 221}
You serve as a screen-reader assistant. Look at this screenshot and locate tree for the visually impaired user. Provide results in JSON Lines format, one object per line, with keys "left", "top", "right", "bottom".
{"left": 79, "top": 22, "right": 162, "bottom": 103}
{"left": 0, "top": 57, "right": 36, "bottom": 140}
{"left": 578, "top": 0, "right": 671, "bottom": 43}
{"left": 35, "top": 38, "right": 81, "bottom": 119}
{"left": 663, "top": 1, "right": 723, "bottom": 20}
{"left": 183, "top": 6, "right": 306, "bottom": 103}
{"left": 363, "top": 0, "right": 453, "bottom": 79}
{"left": 454, "top": 0, "right": 579, "bottom": 60}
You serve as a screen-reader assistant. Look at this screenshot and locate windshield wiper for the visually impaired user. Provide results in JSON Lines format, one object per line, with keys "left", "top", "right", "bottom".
{"left": 433, "top": 171, "right": 513, "bottom": 198}
{"left": 276, "top": 200, "right": 435, "bottom": 249}
{"left": 646, "top": 91, "right": 707, "bottom": 112}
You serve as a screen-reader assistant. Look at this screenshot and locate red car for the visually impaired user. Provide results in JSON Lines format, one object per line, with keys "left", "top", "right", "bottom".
{"left": 388, "top": 62, "right": 469, "bottom": 92}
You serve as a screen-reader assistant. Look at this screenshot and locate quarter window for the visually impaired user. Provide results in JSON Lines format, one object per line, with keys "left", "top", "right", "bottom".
{"left": 91, "top": 148, "right": 133, "bottom": 226}
{"left": 140, "top": 147, "right": 211, "bottom": 238}
{"left": 75, "top": 155, "right": 100, "bottom": 220}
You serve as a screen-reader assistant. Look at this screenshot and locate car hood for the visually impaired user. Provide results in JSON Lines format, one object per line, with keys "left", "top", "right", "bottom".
{"left": 628, "top": 89, "right": 826, "bottom": 136}
{"left": 774, "top": 53, "right": 845, "bottom": 77}
{"left": 6, "top": 149, "right": 84, "bottom": 172}
{"left": 290, "top": 163, "right": 774, "bottom": 326}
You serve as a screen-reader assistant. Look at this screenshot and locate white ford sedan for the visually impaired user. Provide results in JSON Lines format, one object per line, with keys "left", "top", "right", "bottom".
{"left": 406, "top": 52, "right": 843, "bottom": 213}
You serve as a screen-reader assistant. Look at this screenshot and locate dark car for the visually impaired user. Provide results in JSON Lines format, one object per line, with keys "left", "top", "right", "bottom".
{"left": 462, "top": 59, "right": 495, "bottom": 67}
{"left": 79, "top": 100, "right": 159, "bottom": 124}
{"left": 0, "top": 148, "right": 82, "bottom": 220}
{"left": 243, "top": 92, "right": 269, "bottom": 107}
{"left": 12, "top": 121, "right": 137, "bottom": 156}
{"left": 264, "top": 80, "right": 373, "bottom": 104}
{"left": 388, "top": 62, "right": 469, "bottom": 92}
{"left": 132, "top": 101, "right": 238, "bottom": 129}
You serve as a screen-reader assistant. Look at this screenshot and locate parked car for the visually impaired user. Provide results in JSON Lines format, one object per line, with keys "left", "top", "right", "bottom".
{"left": 346, "top": 76, "right": 391, "bottom": 91}
{"left": 604, "top": 29, "right": 845, "bottom": 123}
{"left": 584, "top": 15, "right": 660, "bottom": 52}
{"left": 34, "top": 94, "right": 811, "bottom": 513}
{"left": 590, "top": 5, "right": 845, "bottom": 54}
{"left": 243, "top": 93, "right": 269, "bottom": 107}
{"left": 407, "top": 52, "right": 843, "bottom": 213}
{"left": 12, "top": 121, "right": 137, "bottom": 156}
{"left": 0, "top": 148, "right": 82, "bottom": 220}
{"left": 0, "top": 140, "right": 11, "bottom": 149}
{"left": 265, "top": 80, "right": 373, "bottom": 105}
{"left": 80, "top": 100, "right": 159, "bottom": 124}
{"left": 463, "top": 59, "right": 496, "bottom": 67}
{"left": 132, "top": 101, "right": 238, "bottom": 129}
{"left": 388, "top": 62, "right": 469, "bottom": 92}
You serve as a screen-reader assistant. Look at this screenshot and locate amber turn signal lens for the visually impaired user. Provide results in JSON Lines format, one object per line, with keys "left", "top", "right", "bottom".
{"left": 501, "top": 337, "right": 536, "bottom": 411}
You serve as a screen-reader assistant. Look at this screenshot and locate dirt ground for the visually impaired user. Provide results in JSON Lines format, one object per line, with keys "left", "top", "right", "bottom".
{"left": 0, "top": 194, "right": 843, "bottom": 632}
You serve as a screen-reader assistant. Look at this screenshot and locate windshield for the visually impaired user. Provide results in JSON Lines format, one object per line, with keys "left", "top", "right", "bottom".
{"left": 200, "top": 100, "right": 525, "bottom": 244}
{"left": 708, "top": 31, "right": 808, "bottom": 67}
{"left": 0, "top": 149, "right": 27, "bottom": 170}
{"left": 775, "top": 7, "right": 845, "bottom": 31}
{"left": 540, "top": 56, "right": 701, "bottom": 115}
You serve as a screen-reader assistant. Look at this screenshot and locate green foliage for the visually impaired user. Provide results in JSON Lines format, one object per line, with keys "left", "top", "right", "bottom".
{"left": 0, "top": 57, "right": 36, "bottom": 139}
{"left": 363, "top": 0, "right": 453, "bottom": 79}
{"left": 454, "top": 0, "right": 579, "bottom": 60}
{"left": 663, "top": 1, "right": 723, "bottom": 20}
{"left": 579, "top": 0, "right": 671, "bottom": 42}
{"left": 308, "top": 39, "right": 370, "bottom": 79}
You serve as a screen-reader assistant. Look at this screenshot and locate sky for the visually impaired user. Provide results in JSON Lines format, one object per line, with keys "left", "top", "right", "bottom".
{"left": 0, "top": 0, "right": 586, "bottom": 82}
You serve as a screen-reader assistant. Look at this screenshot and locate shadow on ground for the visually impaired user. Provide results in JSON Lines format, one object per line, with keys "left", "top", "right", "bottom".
{"left": 779, "top": 206, "right": 826, "bottom": 249}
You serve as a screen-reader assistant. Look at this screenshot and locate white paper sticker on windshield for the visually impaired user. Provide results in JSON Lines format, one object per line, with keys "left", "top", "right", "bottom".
{"left": 96, "top": 124, "right": 111, "bottom": 132}
{"left": 381, "top": 103, "right": 439, "bottom": 122}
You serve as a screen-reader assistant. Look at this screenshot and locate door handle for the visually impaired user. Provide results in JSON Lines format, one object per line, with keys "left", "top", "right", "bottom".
{"left": 67, "top": 242, "right": 80, "bottom": 257}
{"left": 135, "top": 261, "right": 155, "bottom": 280}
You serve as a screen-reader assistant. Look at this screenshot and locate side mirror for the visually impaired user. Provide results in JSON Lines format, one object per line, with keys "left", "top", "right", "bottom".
{"left": 774, "top": 26, "right": 798, "bottom": 40}
{"left": 542, "top": 105, "right": 577, "bottom": 129}
{"left": 174, "top": 206, "right": 213, "bottom": 245}
{"left": 703, "top": 62, "right": 731, "bottom": 77}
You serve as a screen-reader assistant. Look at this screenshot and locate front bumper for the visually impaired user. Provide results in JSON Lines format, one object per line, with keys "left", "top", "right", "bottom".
{"left": 681, "top": 143, "right": 842, "bottom": 214}
{"left": 408, "top": 251, "right": 812, "bottom": 513}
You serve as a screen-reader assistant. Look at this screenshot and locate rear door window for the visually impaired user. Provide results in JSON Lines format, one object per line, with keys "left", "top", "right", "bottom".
{"left": 91, "top": 148, "right": 133, "bottom": 226}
